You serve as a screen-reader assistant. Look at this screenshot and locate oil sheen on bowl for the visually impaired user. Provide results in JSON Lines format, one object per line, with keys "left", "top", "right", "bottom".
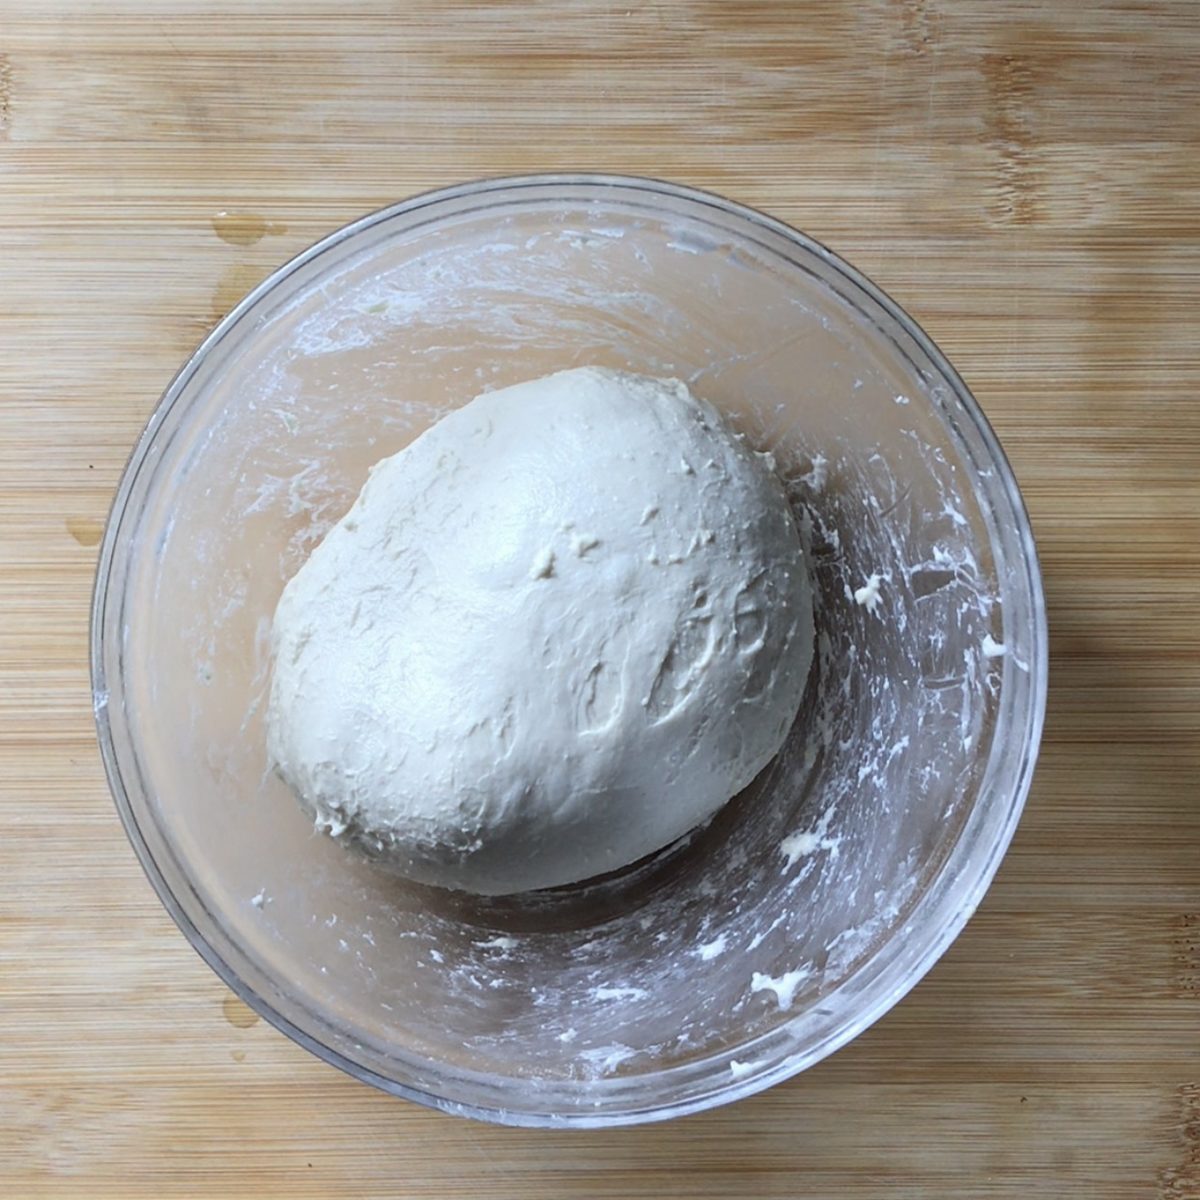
{"left": 91, "top": 175, "right": 1048, "bottom": 1127}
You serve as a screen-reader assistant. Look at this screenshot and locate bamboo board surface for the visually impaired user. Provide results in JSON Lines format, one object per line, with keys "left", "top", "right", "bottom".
{"left": 2, "top": 2, "right": 1199, "bottom": 1196}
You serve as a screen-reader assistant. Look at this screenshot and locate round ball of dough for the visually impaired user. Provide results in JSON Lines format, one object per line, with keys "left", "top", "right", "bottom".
{"left": 267, "top": 367, "right": 813, "bottom": 894}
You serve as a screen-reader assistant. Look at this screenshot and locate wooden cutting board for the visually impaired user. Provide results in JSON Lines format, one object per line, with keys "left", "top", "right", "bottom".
{"left": 2, "top": 1, "right": 1198, "bottom": 1196}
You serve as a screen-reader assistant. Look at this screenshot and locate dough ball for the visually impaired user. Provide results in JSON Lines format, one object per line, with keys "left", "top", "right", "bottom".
{"left": 267, "top": 367, "right": 814, "bottom": 894}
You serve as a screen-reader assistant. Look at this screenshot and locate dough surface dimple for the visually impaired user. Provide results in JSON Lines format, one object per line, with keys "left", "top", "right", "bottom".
{"left": 267, "top": 367, "right": 815, "bottom": 894}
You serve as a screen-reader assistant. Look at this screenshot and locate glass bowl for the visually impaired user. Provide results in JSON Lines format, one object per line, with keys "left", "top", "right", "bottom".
{"left": 91, "top": 174, "right": 1047, "bottom": 1127}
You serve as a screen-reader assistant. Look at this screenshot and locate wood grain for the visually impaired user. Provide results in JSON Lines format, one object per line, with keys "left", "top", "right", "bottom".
{"left": 2, "top": 1, "right": 1199, "bottom": 1196}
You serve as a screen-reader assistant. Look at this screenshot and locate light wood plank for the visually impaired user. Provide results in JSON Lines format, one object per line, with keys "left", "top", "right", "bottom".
{"left": 2, "top": 1, "right": 1198, "bottom": 1196}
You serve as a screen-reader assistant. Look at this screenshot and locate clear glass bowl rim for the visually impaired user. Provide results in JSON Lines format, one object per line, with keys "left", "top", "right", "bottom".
{"left": 90, "top": 172, "right": 1049, "bottom": 1127}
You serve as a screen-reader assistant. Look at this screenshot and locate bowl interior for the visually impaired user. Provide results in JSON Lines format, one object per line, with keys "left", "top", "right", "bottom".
{"left": 94, "top": 178, "right": 1044, "bottom": 1125}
